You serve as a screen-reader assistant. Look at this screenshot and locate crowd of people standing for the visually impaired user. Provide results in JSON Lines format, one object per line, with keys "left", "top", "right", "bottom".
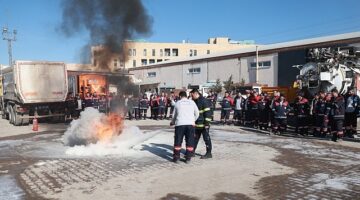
{"left": 217, "top": 88, "right": 360, "bottom": 142}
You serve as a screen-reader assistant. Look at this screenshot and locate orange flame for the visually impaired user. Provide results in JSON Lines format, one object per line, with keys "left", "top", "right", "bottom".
{"left": 95, "top": 113, "right": 124, "bottom": 142}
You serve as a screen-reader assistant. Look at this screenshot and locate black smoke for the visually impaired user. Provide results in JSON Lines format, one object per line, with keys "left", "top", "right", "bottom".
{"left": 59, "top": 0, "right": 153, "bottom": 69}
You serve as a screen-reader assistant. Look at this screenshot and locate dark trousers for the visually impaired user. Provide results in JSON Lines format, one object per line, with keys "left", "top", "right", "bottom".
{"left": 315, "top": 115, "right": 328, "bottom": 135}
{"left": 345, "top": 112, "right": 357, "bottom": 132}
{"left": 273, "top": 118, "right": 287, "bottom": 133}
{"left": 259, "top": 110, "right": 269, "bottom": 128}
{"left": 140, "top": 109, "right": 147, "bottom": 119}
{"left": 169, "top": 106, "right": 175, "bottom": 118}
{"left": 194, "top": 127, "right": 212, "bottom": 154}
{"left": 221, "top": 109, "right": 231, "bottom": 121}
{"left": 331, "top": 117, "right": 344, "bottom": 141}
{"left": 165, "top": 106, "right": 170, "bottom": 118}
{"left": 174, "top": 125, "right": 195, "bottom": 160}
{"left": 159, "top": 106, "right": 165, "bottom": 119}
{"left": 133, "top": 108, "right": 139, "bottom": 119}
{"left": 296, "top": 115, "right": 309, "bottom": 134}
{"left": 152, "top": 107, "right": 158, "bottom": 120}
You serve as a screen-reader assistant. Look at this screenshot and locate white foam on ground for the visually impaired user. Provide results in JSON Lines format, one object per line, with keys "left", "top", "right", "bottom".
{"left": 65, "top": 126, "right": 159, "bottom": 156}
{"left": 0, "top": 175, "right": 24, "bottom": 200}
{"left": 62, "top": 108, "right": 162, "bottom": 157}
{"left": 309, "top": 173, "right": 360, "bottom": 191}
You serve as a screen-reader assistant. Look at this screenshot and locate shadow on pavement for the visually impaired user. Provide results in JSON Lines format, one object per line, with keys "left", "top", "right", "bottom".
{"left": 141, "top": 143, "right": 174, "bottom": 161}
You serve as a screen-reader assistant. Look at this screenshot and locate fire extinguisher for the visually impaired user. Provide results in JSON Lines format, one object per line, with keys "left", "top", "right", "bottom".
{"left": 32, "top": 118, "right": 38, "bottom": 131}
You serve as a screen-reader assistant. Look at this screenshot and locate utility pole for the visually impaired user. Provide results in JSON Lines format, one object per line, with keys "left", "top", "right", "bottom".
{"left": 2, "top": 26, "right": 17, "bottom": 68}
{"left": 256, "top": 45, "right": 259, "bottom": 84}
{"left": 1, "top": 27, "right": 16, "bottom": 112}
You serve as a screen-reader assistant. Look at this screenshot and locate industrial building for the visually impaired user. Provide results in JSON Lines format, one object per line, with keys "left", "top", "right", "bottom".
{"left": 129, "top": 32, "right": 360, "bottom": 93}
{"left": 91, "top": 37, "right": 255, "bottom": 70}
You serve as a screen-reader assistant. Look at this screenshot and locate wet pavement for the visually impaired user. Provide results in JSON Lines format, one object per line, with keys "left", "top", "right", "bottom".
{"left": 0, "top": 117, "right": 359, "bottom": 199}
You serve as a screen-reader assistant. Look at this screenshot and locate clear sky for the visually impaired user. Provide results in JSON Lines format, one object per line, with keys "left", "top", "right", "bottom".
{"left": 0, "top": 0, "right": 360, "bottom": 65}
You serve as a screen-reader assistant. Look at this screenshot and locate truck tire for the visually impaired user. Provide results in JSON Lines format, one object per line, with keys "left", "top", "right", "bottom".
{"left": 1, "top": 110, "right": 8, "bottom": 120}
{"left": 22, "top": 114, "right": 30, "bottom": 126}
{"left": 13, "top": 105, "right": 22, "bottom": 126}
{"left": 8, "top": 105, "right": 15, "bottom": 124}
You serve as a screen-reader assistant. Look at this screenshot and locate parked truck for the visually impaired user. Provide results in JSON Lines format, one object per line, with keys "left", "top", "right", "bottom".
{"left": 0, "top": 61, "right": 68, "bottom": 125}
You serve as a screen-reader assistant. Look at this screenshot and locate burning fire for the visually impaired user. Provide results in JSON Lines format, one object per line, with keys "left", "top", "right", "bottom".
{"left": 95, "top": 113, "right": 124, "bottom": 142}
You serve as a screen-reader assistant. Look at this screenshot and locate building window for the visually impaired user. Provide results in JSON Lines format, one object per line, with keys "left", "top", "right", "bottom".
{"left": 157, "top": 59, "right": 163, "bottom": 63}
{"left": 128, "top": 49, "right": 132, "bottom": 56}
{"left": 94, "top": 59, "right": 97, "bottom": 66}
{"left": 188, "top": 67, "right": 201, "bottom": 74}
{"left": 149, "top": 59, "right": 155, "bottom": 64}
{"left": 194, "top": 50, "right": 197, "bottom": 56}
{"left": 141, "top": 59, "right": 147, "bottom": 66}
{"left": 164, "top": 48, "right": 171, "bottom": 56}
{"left": 133, "top": 60, "right": 136, "bottom": 67}
{"left": 152, "top": 49, "right": 156, "bottom": 56}
{"left": 250, "top": 61, "right": 272, "bottom": 68}
{"left": 190, "top": 50, "right": 193, "bottom": 57}
{"left": 143, "top": 49, "right": 147, "bottom": 56}
{"left": 147, "top": 72, "right": 156, "bottom": 78}
{"left": 172, "top": 48, "right": 179, "bottom": 56}
{"left": 113, "top": 59, "right": 118, "bottom": 67}
{"left": 160, "top": 49, "right": 163, "bottom": 57}
{"left": 207, "top": 50, "right": 210, "bottom": 54}
{"left": 132, "top": 49, "right": 136, "bottom": 56}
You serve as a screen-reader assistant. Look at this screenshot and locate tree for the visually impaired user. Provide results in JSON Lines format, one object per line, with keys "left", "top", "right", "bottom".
{"left": 223, "top": 75, "right": 234, "bottom": 92}
{"left": 210, "top": 78, "right": 222, "bottom": 94}
{"left": 240, "top": 78, "right": 246, "bottom": 86}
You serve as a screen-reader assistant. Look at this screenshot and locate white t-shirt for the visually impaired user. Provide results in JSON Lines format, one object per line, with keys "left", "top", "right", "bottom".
{"left": 171, "top": 98, "right": 199, "bottom": 126}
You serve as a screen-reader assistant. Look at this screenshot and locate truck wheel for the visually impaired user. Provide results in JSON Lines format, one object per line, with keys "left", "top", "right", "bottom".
{"left": 13, "top": 106, "right": 22, "bottom": 126}
{"left": 8, "top": 105, "right": 14, "bottom": 124}
{"left": 1, "top": 110, "right": 8, "bottom": 120}
{"left": 22, "top": 114, "right": 30, "bottom": 126}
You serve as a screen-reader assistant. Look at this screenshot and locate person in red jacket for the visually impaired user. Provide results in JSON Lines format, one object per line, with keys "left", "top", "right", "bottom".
{"left": 159, "top": 92, "right": 168, "bottom": 120}
{"left": 249, "top": 91, "right": 261, "bottom": 128}
{"left": 151, "top": 95, "right": 160, "bottom": 120}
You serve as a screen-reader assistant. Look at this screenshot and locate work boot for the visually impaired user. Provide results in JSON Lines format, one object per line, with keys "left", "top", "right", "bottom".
{"left": 172, "top": 157, "right": 179, "bottom": 163}
{"left": 200, "top": 153, "right": 212, "bottom": 159}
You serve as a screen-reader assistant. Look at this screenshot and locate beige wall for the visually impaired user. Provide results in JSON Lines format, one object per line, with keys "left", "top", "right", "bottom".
{"left": 130, "top": 53, "right": 278, "bottom": 92}
{"left": 92, "top": 37, "right": 255, "bottom": 70}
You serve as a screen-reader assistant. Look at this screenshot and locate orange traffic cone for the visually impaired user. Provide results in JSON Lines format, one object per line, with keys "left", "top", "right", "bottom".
{"left": 32, "top": 118, "right": 38, "bottom": 131}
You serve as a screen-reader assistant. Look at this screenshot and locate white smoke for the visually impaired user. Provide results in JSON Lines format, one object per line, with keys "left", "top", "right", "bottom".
{"left": 63, "top": 107, "right": 104, "bottom": 146}
{"left": 62, "top": 108, "right": 157, "bottom": 156}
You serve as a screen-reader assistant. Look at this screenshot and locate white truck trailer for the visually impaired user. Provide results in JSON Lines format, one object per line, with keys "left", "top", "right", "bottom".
{"left": 0, "top": 61, "right": 68, "bottom": 125}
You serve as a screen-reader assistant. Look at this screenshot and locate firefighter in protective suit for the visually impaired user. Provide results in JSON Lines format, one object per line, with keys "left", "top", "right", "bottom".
{"left": 191, "top": 89, "right": 213, "bottom": 159}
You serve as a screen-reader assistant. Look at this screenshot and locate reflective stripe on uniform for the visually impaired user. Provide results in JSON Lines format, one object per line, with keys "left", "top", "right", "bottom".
{"left": 186, "top": 146, "right": 194, "bottom": 151}
{"left": 174, "top": 146, "right": 182, "bottom": 150}
{"left": 196, "top": 124, "right": 205, "bottom": 128}
{"left": 199, "top": 107, "right": 211, "bottom": 113}
{"left": 205, "top": 118, "right": 212, "bottom": 122}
